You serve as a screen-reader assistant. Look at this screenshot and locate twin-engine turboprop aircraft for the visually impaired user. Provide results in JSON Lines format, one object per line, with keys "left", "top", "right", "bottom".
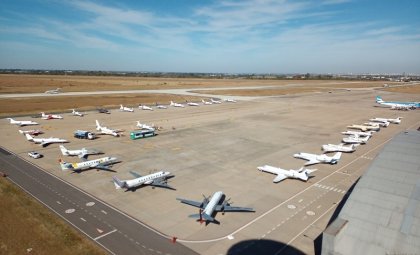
{"left": 177, "top": 191, "right": 254, "bottom": 224}
{"left": 112, "top": 171, "right": 174, "bottom": 191}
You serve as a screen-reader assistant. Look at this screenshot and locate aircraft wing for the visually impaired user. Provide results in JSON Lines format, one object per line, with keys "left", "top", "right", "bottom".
{"left": 129, "top": 171, "right": 142, "bottom": 178}
{"left": 150, "top": 178, "right": 175, "bottom": 190}
{"left": 304, "top": 160, "right": 320, "bottom": 166}
{"left": 273, "top": 174, "right": 288, "bottom": 183}
{"left": 41, "top": 141, "right": 50, "bottom": 147}
{"left": 96, "top": 164, "right": 115, "bottom": 172}
{"left": 216, "top": 205, "right": 255, "bottom": 212}
{"left": 176, "top": 198, "right": 203, "bottom": 208}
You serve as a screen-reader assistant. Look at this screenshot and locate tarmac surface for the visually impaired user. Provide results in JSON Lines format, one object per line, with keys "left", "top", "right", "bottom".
{"left": 1, "top": 87, "right": 419, "bottom": 255}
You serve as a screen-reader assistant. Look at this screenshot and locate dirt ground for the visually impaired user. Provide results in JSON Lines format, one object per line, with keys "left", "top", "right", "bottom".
{"left": 0, "top": 74, "right": 401, "bottom": 93}
{"left": 1, "top": 75, "right": 418, "bottom": 117}
{"left": 0, "top": 94, "right": 202, "bottom": 117}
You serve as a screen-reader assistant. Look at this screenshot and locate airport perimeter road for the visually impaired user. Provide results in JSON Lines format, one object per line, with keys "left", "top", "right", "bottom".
{"left": 0, "top": 147, "right": 197, "bottom": 255}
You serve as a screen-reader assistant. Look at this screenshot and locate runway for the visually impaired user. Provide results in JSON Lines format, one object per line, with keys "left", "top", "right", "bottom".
{"left": 0, "top": 147, "right": 197, "bottom": 255}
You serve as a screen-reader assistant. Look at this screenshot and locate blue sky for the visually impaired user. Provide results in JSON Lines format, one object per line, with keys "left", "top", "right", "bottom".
{"left": 1, "top": 0, "right": 419, "bottom": 74}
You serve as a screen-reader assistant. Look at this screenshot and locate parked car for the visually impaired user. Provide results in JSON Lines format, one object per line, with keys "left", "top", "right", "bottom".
{"left": 28, "top": 151, "right": 42, "bottom": 159}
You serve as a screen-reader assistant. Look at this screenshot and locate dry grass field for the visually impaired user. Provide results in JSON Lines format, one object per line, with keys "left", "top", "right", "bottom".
{"left": 0, "top": 177, "right": 105, "bottom": 255}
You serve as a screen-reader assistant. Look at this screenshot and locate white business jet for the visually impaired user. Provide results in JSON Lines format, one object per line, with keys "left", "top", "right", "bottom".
{"left": 18, "top": 129, "right": 43, "bottom": 136}
{"left": 347, "top": 124, "right": 380, "bottom": 132}
{"left": 155, "top": 103, "right": 167, "bottom": 109}
{"left": 71, "top": 109, "right": 84, "bottom": 117}
{"left": 370, "top": 117, "right": 402, "bottom": 124}
{"left": 170, "top": 101, "right": 185, "bottom": 108}
{"left": 7, "top": 118, "right": 38, "bottom": 127}
{"left": 59, "top": 145, "right": 102, "bottom": 159}
{"left": 95, "top": 120, "right": 122, "bottom": 137}
{"left": 341, "top": 130, "right": 373, "bottom": 137}
{"left": 136, "top": 121, "right": 155, "bottom": 131}
{"left": 112, "top": 171, "right": 174, "bottom": 191}
{"left": 41, "top": 112, "right": 63, "bottom": 120}
{"left": 364, "top": 121, "right": 388, "bottom": 128}
{"left": 59, "top": 156, "right": 118, "bottom": 172}
{"left": 293, "top": 152, "right": 342, "bottom": 166}
{"left": 211, "top": 98, "right": 222, "bottom": 104}
{"left": 120, "top": 105, "right": 134, "bottom": 112}
{"left": 177, "top": 191, "right": 254, "bottom": 224}
{"left": 342, "top": 135, "right": 369, "bottom": 144}
{"left": 186, "top": 101, "right": 199, "bottom": 106}
{"left": 25, "top": 133, "right": 68, "bottom": 147}
{"left": 202, "top": 99, "right": 213, "bottom": 105}
{"left": 139, "top": 104, "right": 153, "bottom": 111}
{"left": 224, "top": 98, "right": 237, "bottom": 103}
{"left": 322, "top": 143, "right": 356, "bottom": 153}
{"left": 257, "top": 165, "right": 317, "bottom": 183}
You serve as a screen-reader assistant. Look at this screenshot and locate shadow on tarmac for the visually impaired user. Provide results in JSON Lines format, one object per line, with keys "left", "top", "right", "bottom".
{"left": 227, "top": 239, "right": 305, "bottom": 255}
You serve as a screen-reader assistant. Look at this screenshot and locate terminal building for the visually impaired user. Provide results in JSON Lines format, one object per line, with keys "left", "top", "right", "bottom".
{"left": 322, "top": 130, "right": 420, "bottom": 255}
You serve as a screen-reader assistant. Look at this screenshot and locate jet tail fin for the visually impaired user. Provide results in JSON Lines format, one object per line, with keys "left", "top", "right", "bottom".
{"left": 59, "top": 145, "right": 67, "bottom": 155}
{"left": 112, "top": 176, "right": 126, "bottom": 189}
{"left": 25, "top": 133, "right": 34, "bottom": 141}
{"left": 376, "top": 96, "right": 383, "bottom": 103}
{"left": 332, "top": 152, "right": 342, "bottom": 162}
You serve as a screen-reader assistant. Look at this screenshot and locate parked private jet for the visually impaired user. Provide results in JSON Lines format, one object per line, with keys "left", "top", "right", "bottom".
{"left": 186, "top": 101, "right": 199, "bottom": 106}
{"left": 71, "top": 109, "right": 84, "bottom": 117}
{"left": 341, "top": 130, "right": 373, "bottom": 137}
{"left": 136, "top": 121, "right": 155, "bottom": 131}
{"left": 170, "top": 101, "right": 185, "bottom": 108}
{"left": 257, "top": 165, "right": 317, "bottom": 183}
{"left": 376, "top": 96, "right": 419, "bottom": 109}
{"left": 293, "top": 152, "right": 342, "bottom": 166}
{"left": 7, "top": 118, "right": 38, "bottom": 126}
{"left": 45, "top": 88, "right": 62, "bottom": 94}
{"left": 59, "top": 145, "right": 102, "bottom": 159}
{"left": 364, "top": 121, "right": 388, "bottom": 128}
{"left": 370, "top": 117, "right": 402, "bottom": 124}
{"left": 139, "top": 104, "right": 153, "bottom": 111}
{"left": 25, "top": 133, "right": 68, "bottom": 147}
{"left": 342, "top": 135, "right": 370, "bottom": 144}
{"left": 59, "top": 156, "right": 118, "bottom": 172}
{"left": 347, "top": 124, "right": 380, "bottom": 132}
{"left": 41, "top": 112, "right": 63, "bottom": 120}
{"left": 155, "top": 103, "right": 167, "bottom": 109}
{"left": 224, "top": 98, "right": 237, "bottom": 103}
{"left": 18, "top": 129, "right": 44, "bottom": 136}
{"left": 120, "top": 105, "right": 134, "bottom": 112}
{"left": 96, "top": 120, "right": 122, "bottom": 137}
{"left": 97, "top": 108, "right": 110, "bottom": 114}
{"left": 322, "top": 143, "right": 356, "bottom": 153}
{"left": 202, "top": 99, "right": 213, "bottom": 105}
{"left": 113, "top": 171, "right": 174, "bottom": 191}
{"left": 177, "top": 191, "right": 254, "bottom": 224}
{"left": 211, "top": 98, "right": 222, "bottom": 104}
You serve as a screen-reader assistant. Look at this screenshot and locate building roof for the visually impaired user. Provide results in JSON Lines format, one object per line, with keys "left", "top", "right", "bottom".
{"left": 323, "top": 130, "right": 420, "bottom": 255}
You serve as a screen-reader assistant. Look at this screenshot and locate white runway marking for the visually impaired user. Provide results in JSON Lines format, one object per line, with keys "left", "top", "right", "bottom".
{"left": 65, "top": 208, "right": 75, "bottom": 214}
{"left": 86, "top": 202, "right": 95, "bottom": 207}
{"left": 94, "top": 229, "right": 117, "bottom": 241}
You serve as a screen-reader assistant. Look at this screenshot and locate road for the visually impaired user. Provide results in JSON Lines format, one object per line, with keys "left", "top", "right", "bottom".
{"left": 0, "top": 146, "right": 198, "bottom": 255}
